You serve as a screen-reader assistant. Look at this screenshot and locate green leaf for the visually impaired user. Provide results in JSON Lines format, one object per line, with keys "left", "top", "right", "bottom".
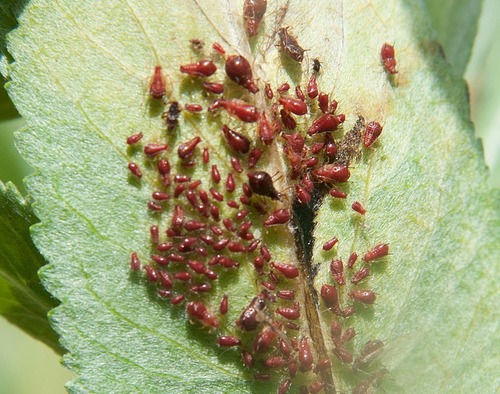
{"left": 425, "top": 0, "right": 483, "bottom": 76}
{"left": 5, "top": 0, "right": 499, "bottom": 393}
{"left": 0, "top": 180, "right": 61, "bottom": 353}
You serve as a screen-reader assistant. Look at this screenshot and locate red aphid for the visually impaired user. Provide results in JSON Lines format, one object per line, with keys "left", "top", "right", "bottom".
{"left": 341, "top": 327, "right": 356, "bottom": 343}
{"left": 178, "top": 136, "right": 201, "bottom": 159}
{"left": 314, "top": 359, "right": 332, "bottom": 372}
{"left": 264, "top": 208, "right": 290, "bottom": 226}
{"left": 333, "top": 347, "right": 353, "bottom": 364}
{"left": 157, "top": 242, "right": 173, "bottom": 252}
{"left": 211, "top": 165, "right": 221, "bottom": 183}
{"left": 298, "top": 337, "right": 314, "bottom": 371}
{"left": 318, "top": 92, "right": 329, "bottom": 113}
{"left": 219, "top": 294, "right": 229, "bottom": 315}
{"left": 157, "top": 159, "right": 170, "bottom": 175}
{"left": 253, "top": 326, "right": 277, "bottom": 353}
{"left": 349, "top": 290, "right": 376, "bottom": 304}
{"left": 201, "top": 81, "right": 224, "bottom": 95}
{"left": 295, "top": 85, "right": 305, "bottom": 101}
{"left": 278, "top": 379, "right": 291, "bottom": 394}
{"left": 127, "top": 132, "right": 143, "bottom": 145}
{"left": 173, "top": 184, "right": 186, "bottom": 198}
{"left": 260, "top": 244, "right": 271, "bottom": 261}
{"left": 152, "top": 191, "right": 169, "bottom": 201}
{"left": 352, "top": 201, "right": 366, "bottom": 215}
{"left": 325, "top": 138, "right": 337, "bottom": 158}
{"left": 186, "top": 301, "right": 219, "bottom": 327}
{"left": 307, "top": 75, "right": 318, "bottom": 98}
{"left": 265, "top": 356, "right": 287, "bottom": 369}
{"left": 248, "top": 148, "right": 263, "bottom": 168}
{"left": 128, "top": 162, "right": 142, "bottom": 178}
{"left": 222, "top": 125, "right": 251, "bottom": 154}
{"left": 295, "top": 184, "right": 312, "bottom": 205}
{"left": 149, "top": 225, "right": 159, "bottom": 243}
{"left": 330, "top": 258, "right": 345, "bottom": 285}
{"left": 322, "top": 237, "right": 338, "bottom": 251}
{"left": 225, "top": 173, "right": 235, "bottom": 193}
{"left": 257, "top": 112, "right": 276, "bottom": 145}
{"left": 330, "top": 320, "right": 342, "bottom": 343}
{"left": 313, "top": 164, "right": 350, "bottom": 183}
{"left": 277, "top": 83, "right": 290, "bottom": 92}
{"left": 147, "top": 201, "right": 162, "bottom": 211}
{"left": 272, "top": 262, "right": 299, "bottom": 279}
{"left": 363, "top": 243, "right": 389, "bottom": 262}
{"left": 277, "top": 290, "right": 295, "bottom": 300}
{"left": 311, "top": 141, "right": 325, "bottom": 154}
{"left": 279, "top": 96, "right": 308, "bottom": 115}
{"left": 276, "top": 306, "right": 300, "bottom": 320}
{"left": 320, "top": 284, "right": 338, "bottom": 308}
{"left": 227, "top": 200, "right": 240, "bottom": 209}
{"left": 212, "top": 42, "right": 226, "bottom": 55}
{"left": 130, "top": 252, "right": 141, "bottom": 271}
{"left": 381, "top": 43, "right": 397, "bottom": 74}
{"left": 159, "top": 271, "right": 173, "bottom": 289}
{"left": 143, "top": 265, "right": 158, "bottom": 282}
{"left": 180, "top": 60, "right": 217, "bottom": 77}
{"left": 264, "top": 83, "right": 273, "bottom": 99}
{"left": 184, "top": 103, "right": 203, "bottom": 113}
{"left": 280, "top": 109, "right": 297, "bottom": 130}
{"left": 348, "top": 252, "right": 358, "bottom": 268}
{"left": 144, "top": 143, "right": 168, "bottom": 156}
{"left": 242, "top": 350, "right": 253, "bottom": 368}
{"left": 230, "top": 156, "right": 243, "bottom": 173}
{"left": 210, "top": 99, "right": 259, "bottom": 122}
{"left": 151, "top": 254, "right": 168, "bottom": 265}
{"left": 170, "top": 294, "right": 185, "bottom": 305}
{"left": 149, "top": 65, "right": 166, "bottom": 100}
{"left": 352, "top": 267, "right": 370, "bottom": 285}
{"left": 243, "top": 0, "right": 267, "bottom": 37}
{"left": 308, "top": 113, "right": 345, "bottom": 135}
{"left": 364, "top": 121, "right": 383, "bottom": 147}
{"left": 225, "top": 55, "right": 259, "bottom": 93}
{"left": 329, "top": 188, "right": 346, "bottom": 198}
{"left": 309, "top": 382, "right": 326, "bottom": 394}
{"left": 217, "top": 335, "right": 241, "bottom": 347}
{"left": 174, "top": 174, "right": 190, "bottom": 183}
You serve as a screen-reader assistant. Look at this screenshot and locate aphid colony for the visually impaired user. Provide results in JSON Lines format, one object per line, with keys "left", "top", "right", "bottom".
{"left": 127, "top": 2, "right": 395, "bottom": 392}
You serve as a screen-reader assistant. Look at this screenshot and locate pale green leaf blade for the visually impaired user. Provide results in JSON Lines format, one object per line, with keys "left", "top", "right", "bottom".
{"left": 5, "top": 0, "right": 499, "bottom": 393}
{"left": 0, "top": 180, "right": 61, "bottom": 352}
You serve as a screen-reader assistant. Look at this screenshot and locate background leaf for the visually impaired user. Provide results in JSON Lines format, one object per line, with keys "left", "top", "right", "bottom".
{"left": 4, "top": 0, "right": 499, "bottom": 393}
{"left": 425, "top": 0, "right": 482, "bottom": 76}
{"left": 0, "top": 180, "right": 61, "bottom": 352}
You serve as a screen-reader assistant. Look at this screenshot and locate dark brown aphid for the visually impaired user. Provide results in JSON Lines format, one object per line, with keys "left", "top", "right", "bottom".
{"left": 352, "top": 368, "right": 388, "bottom": 394}
{"left": 247, "top": 171, "right": 280, "bottom": 200}
{"left": 364, "top": 121, "right": 383, "bottom": 147}
{"left": 381, "top": 43, "right": 397, "bottom": 74}
{"left": 128, "top": 162, "right": 142, "bottom": 178}
{"left": 217, "top": 335, "right": 241, "bottom": 347}
{"left": 149, "top": 65, "right": 166, "bottom": 100}
{"left": 180, "top": 60, "right": 217, "bottom": 77}
{"left": 352, "top": 201, "right": 367, "bottom": 215}
{"left": 278, "top": 27, "right": 305, "bottom": 62}
{"left": 178, "top": 136, "right": 201, "bottom": 159}
{"left": 313, "top": 58, "right": 321, "bottom": 73}
{"left": 363, "top": 243, "right": 389, "bottom": 262}
{"left": 225, "top": 55, "right": 259, "bottom": 93}
{"left": 163, "top": 101, "right": 181, "bottom": 130}
{"left": 243, "top": 0, "right": 267, "bottom": 37}
{"left": 222, "top": 125, "right": 251, "bottom": 154}
{"left": 236, "top": 293, "right": 267, "bottom": 331}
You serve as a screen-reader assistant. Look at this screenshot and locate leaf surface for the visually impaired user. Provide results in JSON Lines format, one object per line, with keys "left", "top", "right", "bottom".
{"left": 5, "top": 0, "right": 499, "bottom": 393}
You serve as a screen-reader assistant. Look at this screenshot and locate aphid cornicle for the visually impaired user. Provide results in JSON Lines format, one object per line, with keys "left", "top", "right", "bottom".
{"left": 278, "top": 27, "right": 305, "bottom": 62}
